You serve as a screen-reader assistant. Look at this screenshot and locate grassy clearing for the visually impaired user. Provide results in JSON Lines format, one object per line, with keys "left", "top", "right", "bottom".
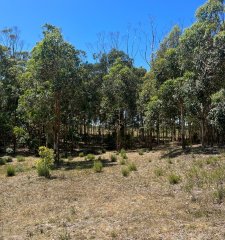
{"left": 1, "top": 146, "right": 225, "bottom": 239}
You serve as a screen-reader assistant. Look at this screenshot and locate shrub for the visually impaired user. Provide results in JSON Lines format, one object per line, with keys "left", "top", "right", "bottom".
{"left": 17, "top": 155, "right": 25, "bottom": 162}
{"left": 36, "top": 146, "right": 54, "bottom": 178}
{"left": 128, "top": 162, "right": 137, "bottom": 171}
{"left": 110, "top": 154, "right": 117, "bottom": 162}
{"left": 122, "top": 167, "right": 130, "bottom": 177}
{"left": 168, "top": 173, "right": 181, "bottom": 184}
{"left": 138, "top": 149, "right": 144, "bottom": 155}
{"left": 119, "top": 158, "right": 126, "bottom": 165}
{"left": 154, "top": 168, "right": 164, "bottom": 177}
{"left": 93, "top": 160, "right": 103, "bottom": 173}
{"left": 6, "top": 165, "right": 15, "bottom": 177}
{"left": 85, "top": 153, "right": 95, "bottom": 161}
{"left": 214, "top": 186, "right": 225, "bottom": 204}
{"left": 3, "top": 156, "right": 13, "bottom": 163}
{"left": 101, "top": 148, "right": 106, "bottom": 153}
{"left": 6, "top": 147, "right": 13, "bottom": 155}
{"left": 0, "top": 158, "right": 6, "bottom": 165}
{"left": 79, "top": 152, "right": 84, "bottom": 157}
{"left": 120, "top": 148, "right": 128, "bottom": 159}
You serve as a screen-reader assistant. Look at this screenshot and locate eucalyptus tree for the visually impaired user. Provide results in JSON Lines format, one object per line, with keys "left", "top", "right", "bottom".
{"left": 18, "top": 24, "right": 81, "bottom": 161}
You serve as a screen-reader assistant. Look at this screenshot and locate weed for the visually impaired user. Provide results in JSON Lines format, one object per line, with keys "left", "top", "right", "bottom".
{"left": 122, "top": 167, "right": 130, "bottom": 177}
{"left": 154, "top": 168, "right": 164, "bottom": 177}
{"left": 85, "top": 154, "right": 95, "bottom": 161}
{"left": 138, "top": 149, "right": 144, "bottom": 155}
{"left": 79, "top": 152, "right": 85, "bottom": 157}
{"left": 0, "top": 158, "right": 6, "bottom": 165}
{"left": 120, "top": 148, "right": 128, "bottom": 159}
{"left": 17, "top": 155, "right": 25, "bottom": 162}
{"left": 93, "top": 160, "right": 103, "bottom": 173}
{"left": 119, "top": 158, "right": 126, "bottom": 165}
{"left": 168, "top": 173, "right": 181, "bottom": 184}
{"left": 110, "top": 154, "right": 117, "bottom": 162}
{"left": 214, "top": 185, "right": 225, "bottom": 204}
{"left": 128, "top": 162, "right": 137, "bottom": 171}
{"left": 6, "top": 165, "right": 15, "bottom": 177}
{"left": 3, "top": 156, "right": 13, "bottom": 163}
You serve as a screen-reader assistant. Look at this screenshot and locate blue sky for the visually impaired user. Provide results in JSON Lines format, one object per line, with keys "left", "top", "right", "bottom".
{"left": 0, "top": 0, "right": 206, "bottom": 68}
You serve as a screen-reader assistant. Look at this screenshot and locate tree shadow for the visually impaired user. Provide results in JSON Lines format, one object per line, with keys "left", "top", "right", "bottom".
{"left": 53, "top": 158, "right": 116, "bottom": 171}
{"left": 161, "top": 145, "right": 220, "bottom": 159}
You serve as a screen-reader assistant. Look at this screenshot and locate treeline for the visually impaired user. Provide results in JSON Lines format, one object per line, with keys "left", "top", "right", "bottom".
{"left": 1, "top": 0, "right": 225, "bottom": 161}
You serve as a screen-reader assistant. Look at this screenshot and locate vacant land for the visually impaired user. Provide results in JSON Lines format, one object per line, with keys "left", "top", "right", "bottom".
{"left": 1, "top": 146, "right": 225, "bottom": 240}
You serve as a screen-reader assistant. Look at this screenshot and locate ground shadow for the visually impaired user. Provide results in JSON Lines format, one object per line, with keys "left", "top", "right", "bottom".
{"left": 161, "top": 145, "right": 220, "bottom": 159}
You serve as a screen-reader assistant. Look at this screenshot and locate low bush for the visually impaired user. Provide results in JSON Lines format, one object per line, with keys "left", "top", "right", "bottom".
{"left": 17, "top": 155, "right": 25, "bottom": 162}
{"left": 121, "top": 167, "right": 130, "bottom": 177}
{"left": 119, "top": 158, "right": 126, "bottom": 165}
{"left": 6, "top": 165, "right": 15, "bottom": 177}
{"left": 120, "top": 148, "right": 128, "bottom": 159}
{"left": 128, "top": 162, "right": 137, "bottom": 171}
{"left": 138, "top": 149, "right": 144, "bottom": 155}
{"left": 0, "top": 158, "right": 6, "bottom": 165}
{"left": 85, "top": 153, "right": 95, "bottom": 161}
{"left": 93, "top": 160, "right": 103, "bottom": 173}
{"left": 36, "top": 146, "right": 54, "bottom": 178}
{"left": 3, "top": 156, "right": 13, "bottom": 163}
{"left": 79, "top": 152, "right": 85, "bottom": 157}
{"left": 168, "top": 173, "right": 181, "bottom": 184}
{"left": 110, "top": 154, "right": 117, "bottom": 162}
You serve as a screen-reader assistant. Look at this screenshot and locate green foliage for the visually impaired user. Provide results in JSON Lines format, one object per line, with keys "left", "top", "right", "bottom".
{"left": 119, "top": 158, "right": 126, "bottom": 165}
{"left": 0, "top": 158, "right": 6, "bottom": 165}
{"left": 168, "top": 173, "right": 181, "bottom": 184}
{"left": 154, "top": 168, "right": 164, "bottom": 177}
{"left": 128, "top": 162, "right": 137, "bottom": 171}
{"left": 110, "top": 154, "right": 117, "bottom": 162}
{"left": 79, "top": 152, "right": 85, "bottom": 158}
{"left": 36, "top": 146, "right": 54, "bottom": 178}
{"left": 93, "top": 160, "right": 103, "bottom": 173}
{"left": 3, "top": 156, "right": 13, "bottom": 163}
{"left": 6, "top": 165, "right": 15, "bottom": 177}
{"left": 85, "top": 154, "right": 95, "bottom": 161}
{"left": 120, "top": 148, "right": 128, "bottom": 159}
{"left": 214, "top": 185, "right": 225, "bottom": 204}
{"left": 17, "top": 155, "right": 25, "bottom": 162}
{"left": 138, "top": 149, "right": 144, "bottom": 155}
{"left": 121, "top": 167, "right": 130, "bottom": 177}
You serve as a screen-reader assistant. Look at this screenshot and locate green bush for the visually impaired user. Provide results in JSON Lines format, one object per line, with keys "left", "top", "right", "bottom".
{"left": 85, "top": 153, "right": 95, "bottom": 161}
{"left": 120, "top": 149, "right": 128, "bottom": 159}
{"left": 79, "top": 152, "right": 84, "bottom": 157}
{"left": 36, "top": 146, "right": 54, "bottom": 178}
{"left": 93, "top": 160, "right": 103, "bottom": 173}
{"left": 6, "top": 165, "right": 15, "bottom": 177}
{"left": 37, "top": 163, "right": 50, "bottom": 178}
{"left": 3, "top": 156, "right": 13, "bottom": 163}
{"left": 138, "top": 149, "right": 144, "bottom": 155}
{"left": 122, "top": 167, "right": 130, "bottom": 177}
{"left": 168, "top": 173, "right": 181, "bottom": 184}
{"left": 119, "top": 158, "right": 126, "bottom": 165}
{"left": 110, "top": 154, "right": 117, "bottom": 162}
{"left": 17, "top": 155, "right": 25, "bottom": 162}
{"left": 128, "top": 162, "right": 137, "bottom": 171}
{"left": 0, "top": 158, "right": 6, "bottom": 165}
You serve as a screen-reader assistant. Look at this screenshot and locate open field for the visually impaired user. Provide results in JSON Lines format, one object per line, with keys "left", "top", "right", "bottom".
{"left": 1, "top": 146, "right": 225, "bottom": 240}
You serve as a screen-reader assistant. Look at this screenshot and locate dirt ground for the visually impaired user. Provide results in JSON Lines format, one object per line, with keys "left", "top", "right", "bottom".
{"left": 0, "top": 146, "right": 225, "bottom": 240}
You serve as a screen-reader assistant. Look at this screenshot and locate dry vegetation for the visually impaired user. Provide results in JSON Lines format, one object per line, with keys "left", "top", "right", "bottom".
{"left": 1, "top": 146, "right": 225, "bottom": 239}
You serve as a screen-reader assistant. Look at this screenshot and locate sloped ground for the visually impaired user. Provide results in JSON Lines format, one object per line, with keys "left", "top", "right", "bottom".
{"left": 0, "top": 146, "right": 225, "bottom": 240}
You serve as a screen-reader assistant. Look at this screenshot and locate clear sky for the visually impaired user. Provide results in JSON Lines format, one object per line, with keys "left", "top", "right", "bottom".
{"left": 0, "top": 0, "right": 206, "bottom": 68}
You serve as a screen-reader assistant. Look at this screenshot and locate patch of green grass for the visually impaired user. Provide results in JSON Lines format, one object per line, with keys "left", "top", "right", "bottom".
{"left": 214, "top": 185, "right": 225, "bottom": 204}
{"left": 6, "top": 165, "right": 16, "bottom": 177}
{"left": 85, "top": 154, "right": 95, "bottom": 161}
{"left": 168, "top": 173, "right": 181, "bottom": 185}
{"left": 93, "top": 160, "right": 103, "bottom": 173}
{"left": 121, "top": 167, "right": 130, "bottom": 177}
{"left": 17, "top": 155, "right": 25, "bottom": 162}
{"left": 79, "top": 152, "right": 85, "bottom": 158}
{"left": 128, "top": 162, "right": 137, "bottom": 171}
{"left": 37, "top": 163, "right": 50, "bottom": 178}
{"left": 110, "top": 154, "right": 117, "bottom": 162}
{"left": 0, "top": 158, "right": 6, "bottom": 165}
{"left": 154, "top": 168, "right": 164, "bottom": 177}
{"left": 206, "top": 156, "right": 220, "bottom": 166}
{"left": 119, "top": 158, "right": 126, "bottom": 165}
{"left": 120, "top": 148, "right": 128, "bottom": 159}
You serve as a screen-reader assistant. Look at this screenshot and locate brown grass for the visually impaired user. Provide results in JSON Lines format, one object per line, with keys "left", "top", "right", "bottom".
{"left": 0, "top": 146, "right": 225, "bottom": 239}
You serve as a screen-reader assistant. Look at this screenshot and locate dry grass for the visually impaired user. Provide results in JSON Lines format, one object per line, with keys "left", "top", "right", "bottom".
{"left": 1, "top": 146, "right": 225, "bottom": 239}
